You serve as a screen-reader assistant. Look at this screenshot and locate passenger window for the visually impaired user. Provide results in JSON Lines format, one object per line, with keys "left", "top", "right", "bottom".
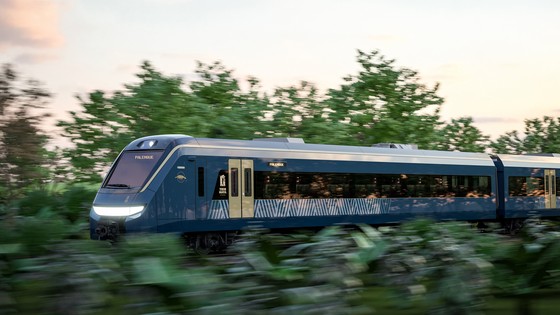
{"left": 244, "top": 168, "right": 252, "bottom": 197}
{"left": 198, "top": 167, "right": 205, "bottom": 197}
{"left": 231, "top": 168, "right": 239, "bottom": 197}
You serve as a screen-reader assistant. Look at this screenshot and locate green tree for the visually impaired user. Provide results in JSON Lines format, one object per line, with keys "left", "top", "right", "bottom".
{"left": 0, "top": 64, "right": 52, "bottom": 202}
{"left": 325, "top": 50, "right": 444, "bottom": 148}
{"left": 59, "top": 62, "right": 200, "bottom": 182}
{"left": 58, "top": 61, "right": 270, "bottom": 182}
{"left": 264, "top": 81, "right": 350, "bottom": 144}
{"left": 491, "top": 116, "right": 560, "bottom": 154}
{"left": 436, "top": 117, "right": 490, "bottom": 152}
{"left": 189, "top": 61, "right": 268, "bottom": 139}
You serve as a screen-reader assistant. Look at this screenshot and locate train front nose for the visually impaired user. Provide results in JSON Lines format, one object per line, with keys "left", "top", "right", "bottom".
{"left": 94, "top": 221, "right": 121, "bottom": 240}
{"left": 89, "top": 205, "right": 144, "bottom": 240}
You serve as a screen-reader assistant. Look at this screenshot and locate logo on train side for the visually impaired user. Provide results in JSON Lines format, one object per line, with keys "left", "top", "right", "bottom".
{"left": 219, "top": 174, "right": 227, "bottom": 196}
{"left": 268, "top": 162, "right": 286, "bottom": 167}
{"left": 175, "top": 172, "right": 186, "bottom": 183}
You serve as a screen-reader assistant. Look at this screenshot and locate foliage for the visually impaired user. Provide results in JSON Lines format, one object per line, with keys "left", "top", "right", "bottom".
{"left": 2, "top": 183, "right": 97, "bottom": 227}
{"left": 216, "top": 226, "right": 386, "bottom": 313}
{"left": 379, "top": 220, "right": 496, "bottom": 315}
{"left": 262, "top": 81, "right": 350, "bottom": 144}
{"left": 0, "top": 64, "right": 53, "bottom": 202}
{"left": 189, "top": 61, "right": 268, "bottom": 139}
{"left": 58, "top": 61, "right": 270, "bottom": 182}
{"left": 3, "top": 207, "right": 560, "bottom": 314}
{"left": 490, "top": 219, "right": 560, "bottom": 314}
{"left": 57, "top": 62, "right": 193, "bottom": 182}
{"left": 325, "top": 50, "right": 444, "bottom": 148}
{"left": 491, "top": 116, "right": 560, "bottom": 154}
{"left": 436, "top": 117, "right": 490, "bottom": 152}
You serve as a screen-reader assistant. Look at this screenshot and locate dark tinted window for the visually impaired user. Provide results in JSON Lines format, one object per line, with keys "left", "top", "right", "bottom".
{"left": 509, "top": 176, "right": 544, "bottom": 196}
{"left": 104, "top": 150, "right": 164, "bottom": 189}
{"left": 253, "top": 172, "right": 491, "bottom": 199}
{"left": 198, "top": 167, "right": 205, "bottom": 197}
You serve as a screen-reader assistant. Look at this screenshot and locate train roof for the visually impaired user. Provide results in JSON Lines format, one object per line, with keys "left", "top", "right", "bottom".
{"left": 127, "top": 134, "right": 560, "bottom": 168}
{"left": 496, "top": 153, "right": 560, "bottom": 169}
{"left": 127, "top": 134, "right": 496, "bottom": 167}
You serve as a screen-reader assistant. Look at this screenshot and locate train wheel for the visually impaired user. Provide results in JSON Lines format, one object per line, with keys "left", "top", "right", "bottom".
{"left": 503, "top": 219, "right": 524, "bottom": 235}
{"left": 194, "top": 233, "right": 224, "bottom": 254}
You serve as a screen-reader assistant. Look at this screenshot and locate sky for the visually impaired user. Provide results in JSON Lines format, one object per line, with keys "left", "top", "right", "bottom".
{"left": 1, "top": 0, "right": 560, "bottom": 146}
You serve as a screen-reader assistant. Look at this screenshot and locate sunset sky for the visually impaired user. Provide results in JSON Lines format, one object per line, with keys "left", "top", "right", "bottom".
{"left": 1, "top": 0, "right": 559, "bottom": 146}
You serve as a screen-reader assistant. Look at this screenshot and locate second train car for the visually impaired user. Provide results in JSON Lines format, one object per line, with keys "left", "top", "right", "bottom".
{"left": 90, "top": 135, "right": 560, "bottom": 250}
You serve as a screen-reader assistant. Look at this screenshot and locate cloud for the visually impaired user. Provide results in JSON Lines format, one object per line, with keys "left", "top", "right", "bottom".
{"left": 367, "top": 34, "right": 403, "bottom": 43}
{"left": 0, "top": 0, "right": 63, "bottom": 50}
{"left": 143, "top": 0, "right": 191, "bottom": 4}
{"left": 14, "top": 52, "right": 57, "bottom": 64}
{"left": 115, "top": 64, "right": 139, "bottom": 74}
{"left": 428, "top": 63, "right": 463, "bottom": 82}
{"left": 472, "top": 116, "right": 519, "bottom": 124}
{"left": 159, "top": 52, "right": 203, "bottom": 60}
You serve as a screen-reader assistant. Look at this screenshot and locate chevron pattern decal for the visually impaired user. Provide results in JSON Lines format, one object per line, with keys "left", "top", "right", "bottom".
{"left": 208, "top": 200, "right": 229, "bottom": 219}
{"left": 208, "top": 198, "right": 392, "bottom": 220}
{"left": 254, "top": 198, "right": 391, "bottom": 218}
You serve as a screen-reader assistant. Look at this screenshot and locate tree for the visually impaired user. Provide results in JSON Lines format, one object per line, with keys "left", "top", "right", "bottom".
{"left": 491, "top": 116, "right": 560, "bottom": 154}
{"left": 436, "top": 117, "right": 490, "bottom": 152}
{"left": 58, "top": 61, "right": 270, "bottom": 182}
{"left": 0, "top": 64, "right": 52, "bottom": 202}
{"left": 188, "top": 61, "right": 268, "bottom": 139}
{"left": 264, "top": 81, "right": 350, "bottom": 144}
{"left": 59, "top": 62, "right": 197, "bottom": 182}
{"left": 325, "top": 50, "right": 444, "bottom": 148}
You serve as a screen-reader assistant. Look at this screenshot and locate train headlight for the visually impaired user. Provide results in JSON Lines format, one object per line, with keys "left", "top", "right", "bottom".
{"left": 137, "top": 140, "right": 158, "bottom": 149}
{"left": 92, "top": 205, "right": 145, "bottom": 217}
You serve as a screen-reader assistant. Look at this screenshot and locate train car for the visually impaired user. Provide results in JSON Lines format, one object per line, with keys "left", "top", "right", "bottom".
{"left": 493, "top": 153, "right": 560, "bottom": 226}
{"left": 89, "top": 134, "right": 560, "bottom": 250}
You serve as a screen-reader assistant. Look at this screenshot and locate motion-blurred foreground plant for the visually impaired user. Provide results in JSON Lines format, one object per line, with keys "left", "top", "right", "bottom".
{"left": 2, "top": 213, "right": 560, "bottom": 314}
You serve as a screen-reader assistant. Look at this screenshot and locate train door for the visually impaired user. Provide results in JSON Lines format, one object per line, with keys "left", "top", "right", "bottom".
{"left": 544, "top": 169, "right": 556, "bottom": 208}
{"left": 228, "top": 159, "right": 254, "bottom": 218}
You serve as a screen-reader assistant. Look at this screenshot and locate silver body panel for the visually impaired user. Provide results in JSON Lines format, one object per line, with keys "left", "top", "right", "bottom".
{"left": 181, "top": 138, "right": 495, "bottom": 167}
{"left": 498, "top": 154, "right": 560, "bottom": 169}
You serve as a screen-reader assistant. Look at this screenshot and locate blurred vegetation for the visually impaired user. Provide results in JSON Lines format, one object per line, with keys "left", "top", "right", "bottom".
{"left": 0, "top": 64, "right": 55, "bottom": 204}
{"left": 3, "top": 49, "right": 560, "bottom": 314}
{"left": 2, "top": 206, "right": 560, "bottom": 314}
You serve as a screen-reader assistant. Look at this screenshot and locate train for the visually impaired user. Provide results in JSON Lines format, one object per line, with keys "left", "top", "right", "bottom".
{"left": 90, "top": 134, "right": 560, "bottom": 250}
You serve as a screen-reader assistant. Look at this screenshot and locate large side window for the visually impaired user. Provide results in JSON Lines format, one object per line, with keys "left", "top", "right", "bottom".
{"left": 253, "top": 172, "right": 491, "bottom": 199}
{"left": 509, "top": 176, "right": 544, "bottom": 196}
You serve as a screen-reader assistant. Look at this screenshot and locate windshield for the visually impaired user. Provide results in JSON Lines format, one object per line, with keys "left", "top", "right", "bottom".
{"left": 104, "top": 150, "right": 165, "bottom": 189}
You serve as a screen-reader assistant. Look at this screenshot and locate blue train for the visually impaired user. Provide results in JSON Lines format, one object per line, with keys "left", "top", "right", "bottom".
{"left": 90, "top": 134, "right": 560, "bottom": 250}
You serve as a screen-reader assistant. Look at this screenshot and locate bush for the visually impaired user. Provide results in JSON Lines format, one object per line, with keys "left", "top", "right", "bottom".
{"left": 3, "top": 186, "right": 560, "bottom": 315}
{"left": 378, "top": 220, "right": 496, "bottom": 315}
{"left": 12, "top": 183, "right": 97, "bottom": 223}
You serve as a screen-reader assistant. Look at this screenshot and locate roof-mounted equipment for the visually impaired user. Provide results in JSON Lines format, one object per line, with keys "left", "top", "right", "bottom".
{"left": 253, "top": 137, "right": 305, "bottom": 143}
{"left": 372, "top": 143, "right": 418, "bottom": 149}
